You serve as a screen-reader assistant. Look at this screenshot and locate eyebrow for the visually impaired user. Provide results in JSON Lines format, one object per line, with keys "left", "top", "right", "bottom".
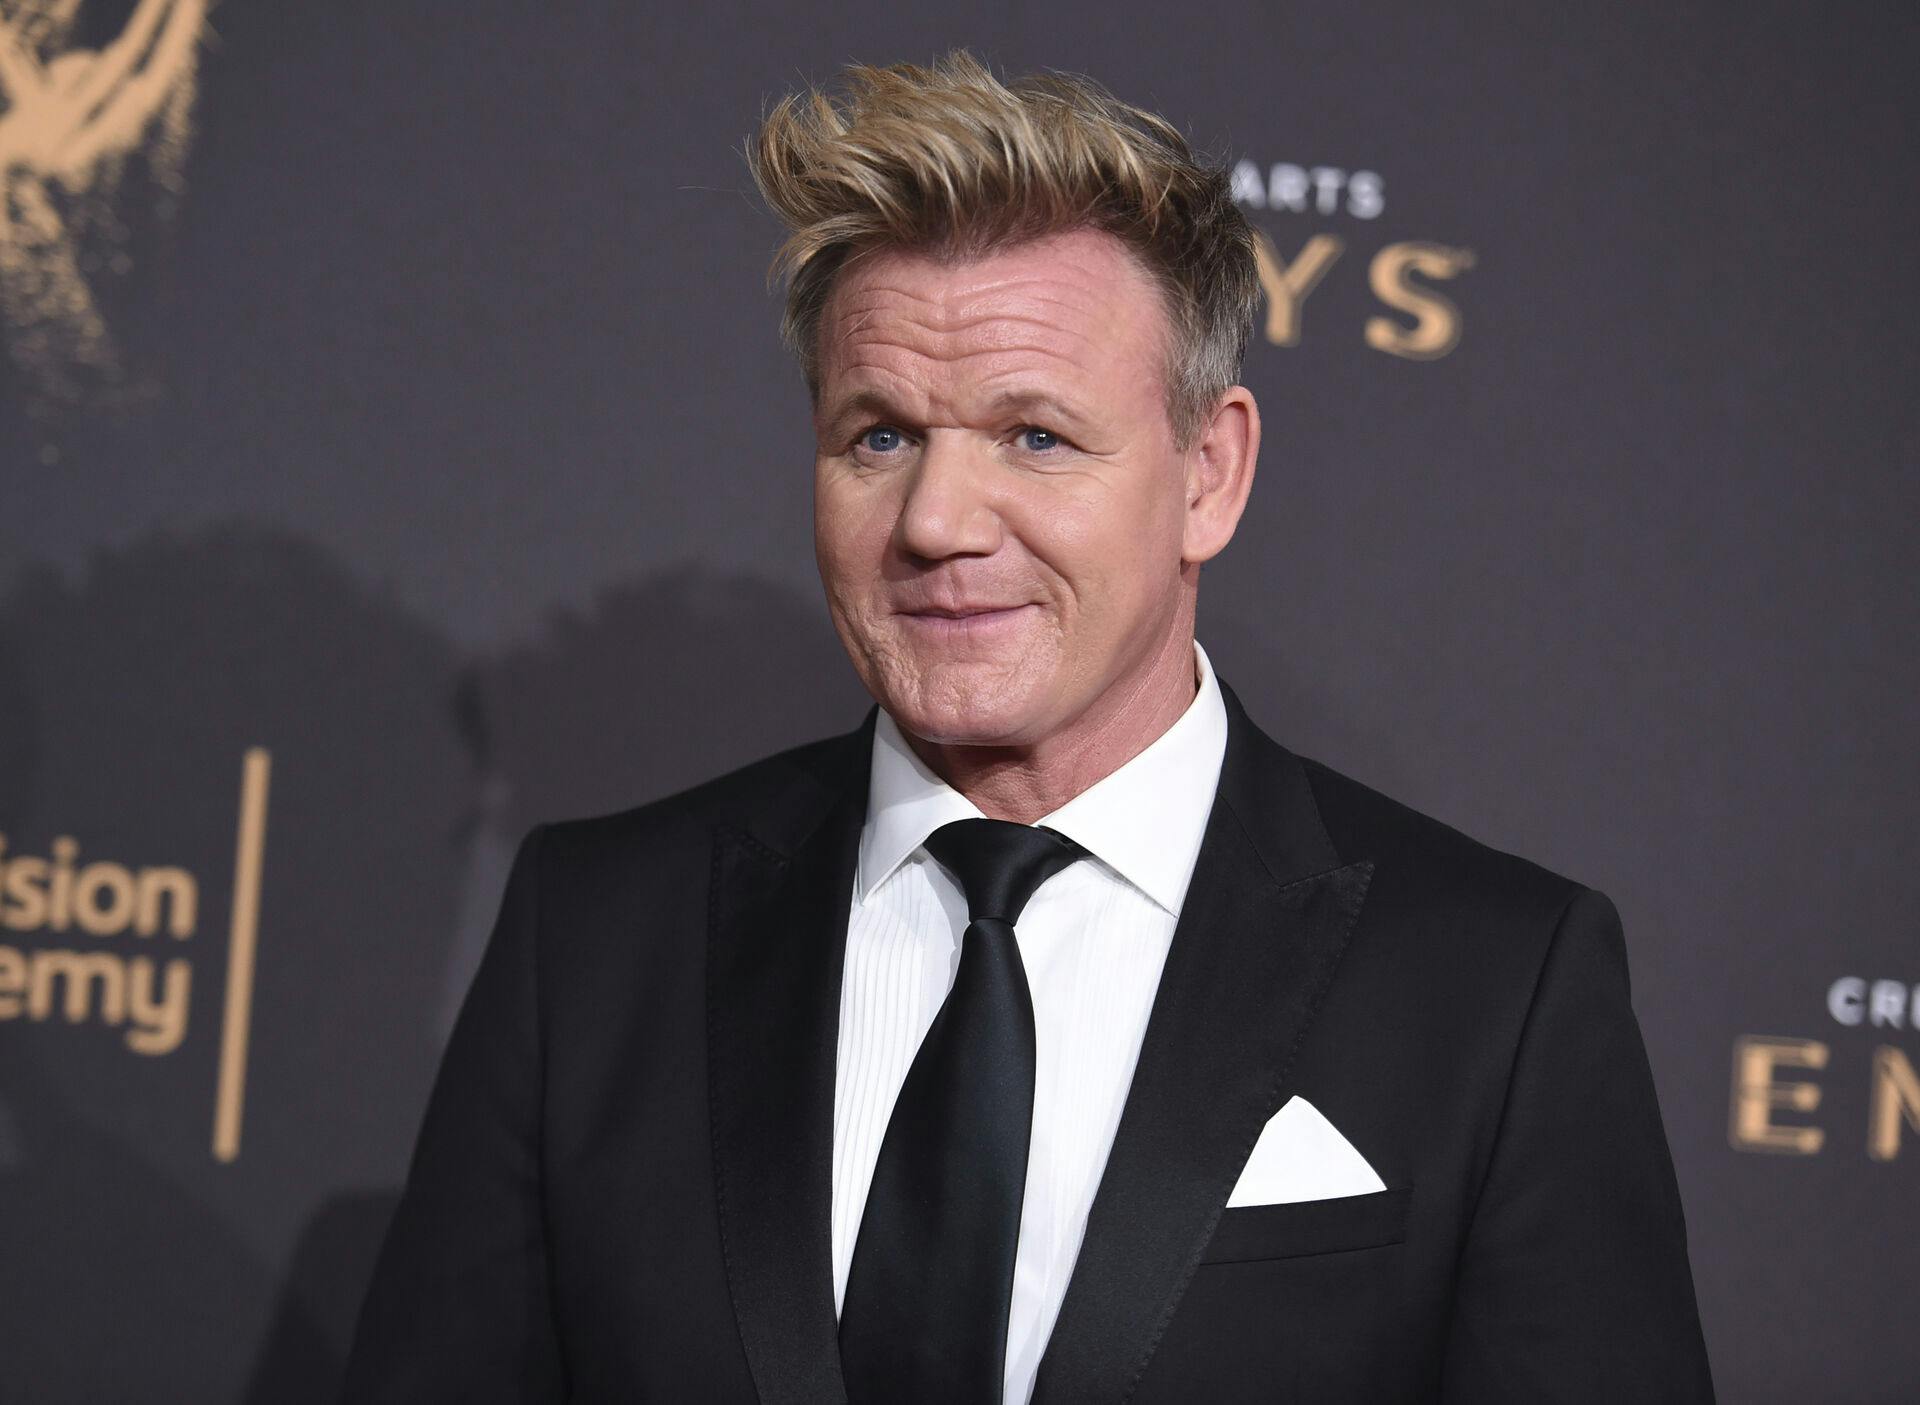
{"left": 817, "top": 389, "right": 904, "bottom": 442}
{"left": 981, "top": 388, "right": 1092, "bottom": 433}
{"left": 817, "top": 386, "right": 1093, "bottom": 441}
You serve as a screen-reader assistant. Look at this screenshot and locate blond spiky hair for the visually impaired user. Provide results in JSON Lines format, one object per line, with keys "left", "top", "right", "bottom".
{"left": 748, "top": 50, "right": 1260, "bottom": 448}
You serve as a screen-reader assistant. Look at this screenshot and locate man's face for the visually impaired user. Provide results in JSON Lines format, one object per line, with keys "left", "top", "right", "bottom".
{"left": 812, "top": 227, "right": 1195, "bottom": 747}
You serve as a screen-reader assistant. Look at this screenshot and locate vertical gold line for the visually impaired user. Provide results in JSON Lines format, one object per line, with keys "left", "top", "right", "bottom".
{"left": 213, "top": 747, "right": 272, "bottom": 1164}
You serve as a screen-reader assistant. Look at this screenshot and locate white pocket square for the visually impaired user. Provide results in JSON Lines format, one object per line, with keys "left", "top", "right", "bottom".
{"left": 1225, "top": 1096, "right": 1386, "bottom": 1207}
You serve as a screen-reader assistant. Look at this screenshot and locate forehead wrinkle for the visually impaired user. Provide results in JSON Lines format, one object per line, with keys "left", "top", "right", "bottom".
{"left": 836, "top": 309, "right": 1106, "bottom": 371}
{"left": 829, "top": 281, "right": 978, "bottom": 341}
{"left": 829, "top": 324, "right": 1142, "bottom": 421}
{"left": 832, "top": 292, "right": 1101, "bottom": 343}
{"left": 828, "top": 227, "right": 1163, "bottom": 326}
{"left": 830, "top": 355, "right": 931, "bottom": 406}
{"left": 941, "top": 310, "right": 1105, "bottom": 354}
{"left": 833, "top": 277, "right": 953, "bottom": 309}
{"left": 946, "top": 297, "right": 1115, "bottom": 351}
{"left": 837, "top": 343, "right": 1105, "bottom": 406}
{"left": 832, "top": 261, "right": 1126, "bottom": 333}
{"left": 946, "top": 283, "right": 1114, "bottom": 319}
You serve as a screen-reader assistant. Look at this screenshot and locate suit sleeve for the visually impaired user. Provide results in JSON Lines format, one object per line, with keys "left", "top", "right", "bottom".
{"left": 340, "top": 825, "right": 567, "bottom": 1403}
{"left": 1439, "top": 886, "right": 1715, "bottom": 1402}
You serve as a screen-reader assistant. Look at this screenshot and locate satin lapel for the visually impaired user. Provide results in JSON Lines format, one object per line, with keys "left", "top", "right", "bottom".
{"left": 1032, "top": 685, "right": 1375, "bottom": 1404}
{"left": 707, "top": 724, "right": 871, "bottom": 1405}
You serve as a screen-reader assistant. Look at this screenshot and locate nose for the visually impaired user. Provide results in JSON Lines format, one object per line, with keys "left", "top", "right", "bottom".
{"left": 895, "top": 431, "right": 1003, "bottom": 561}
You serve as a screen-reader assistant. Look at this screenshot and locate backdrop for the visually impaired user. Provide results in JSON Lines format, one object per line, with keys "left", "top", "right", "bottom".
{"left": 3, "top": 3, "right": 1915, "bottom": 1400}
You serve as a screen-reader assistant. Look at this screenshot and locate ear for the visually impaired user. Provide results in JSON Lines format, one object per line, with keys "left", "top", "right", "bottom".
{"left": 1181, "top": 386, "right": 1260, "bottom": 564}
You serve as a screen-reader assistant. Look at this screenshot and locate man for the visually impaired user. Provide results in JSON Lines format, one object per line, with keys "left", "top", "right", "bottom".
{"left": 343, "top": 52, "right": 1714, "bottom": 1403}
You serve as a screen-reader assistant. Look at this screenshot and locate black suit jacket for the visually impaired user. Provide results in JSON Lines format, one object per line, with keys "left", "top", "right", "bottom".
{"left": 343, "top": 681, "right": 1714, "bottom": 1402}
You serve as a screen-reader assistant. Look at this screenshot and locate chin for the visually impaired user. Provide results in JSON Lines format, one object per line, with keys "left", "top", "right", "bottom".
{"left": 877, "top": 662, "right": 1060, "bottom": 748}
{"left": 895, "top": 705, "right": 1031, "bottom": 748}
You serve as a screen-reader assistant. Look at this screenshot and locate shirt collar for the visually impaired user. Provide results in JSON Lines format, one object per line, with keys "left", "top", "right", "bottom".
{"left": 857, "top": 641, "right": 1229, "bottom": 916}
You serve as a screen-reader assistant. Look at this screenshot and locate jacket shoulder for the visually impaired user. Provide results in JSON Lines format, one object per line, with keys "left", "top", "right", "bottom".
{"left": 1293, "top": 750, "right": 1590, "bottom": 933}
{"left": 532, "top": 723, "right": 867, "bottom": 867}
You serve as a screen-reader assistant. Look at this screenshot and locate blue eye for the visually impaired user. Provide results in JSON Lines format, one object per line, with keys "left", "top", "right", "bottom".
{"left": 1019, "top": 427, "right": 1061, "bottom": 452}
{"left": 861, "top": 426, "right": 904, "bottom": 453}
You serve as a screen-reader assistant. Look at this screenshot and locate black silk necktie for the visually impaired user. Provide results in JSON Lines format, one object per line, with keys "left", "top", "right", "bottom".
{"left": 839, "top": 818, "right": 1089, "bottom": 1404}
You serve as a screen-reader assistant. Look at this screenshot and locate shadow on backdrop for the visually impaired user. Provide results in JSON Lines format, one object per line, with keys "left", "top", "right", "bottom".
{"left": 428, "top": 567, "right": 869, "bottom": 1031}
{"left": 0, "top": 525, "right": 471, "bottom": 1402}
{"left": 0, "top": 594, "right": 274, "bottom": 1401}
{"left": 247, "top": 561, "right": 867, "bottom": 1401}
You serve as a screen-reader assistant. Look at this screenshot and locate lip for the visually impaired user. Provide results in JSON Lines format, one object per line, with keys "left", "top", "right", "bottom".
{"left": 901, "top": 604, "right": 1030, "bottom": 619}
{"left": 896, "top": 603, "right": 1037, "bottom": 633}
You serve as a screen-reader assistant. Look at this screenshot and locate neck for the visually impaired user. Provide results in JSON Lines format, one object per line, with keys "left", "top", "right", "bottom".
{"left": 902, "top": 619, "right": 1200, "bottom": 825}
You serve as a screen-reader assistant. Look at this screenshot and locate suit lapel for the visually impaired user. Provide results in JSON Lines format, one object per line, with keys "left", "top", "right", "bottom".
{"left": 1032, "top": 683, "right": 1375, "bottom": 1404}
{"left": 706, "top": 719, "right": 873, "bottom": 1405}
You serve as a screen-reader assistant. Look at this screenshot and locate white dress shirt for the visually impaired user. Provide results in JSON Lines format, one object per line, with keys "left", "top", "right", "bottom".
{"left": 831, "top": 641, "right": 1229, "bottom": 1405}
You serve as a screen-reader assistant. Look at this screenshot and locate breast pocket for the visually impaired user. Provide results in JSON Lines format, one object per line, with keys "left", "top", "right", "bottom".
{"left": 1197, "top": 1185, "right": 1412, "bottom": 1265}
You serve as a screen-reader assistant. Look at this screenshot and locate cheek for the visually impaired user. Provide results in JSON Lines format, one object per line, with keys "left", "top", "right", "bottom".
{"left": 1018, "top": 474, "right": 1183, "bottom": 608}
{"left": 814, "top": 471, "right": 899, "bottom": 605}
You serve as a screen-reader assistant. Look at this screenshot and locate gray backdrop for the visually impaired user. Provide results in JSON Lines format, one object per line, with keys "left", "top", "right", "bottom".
{"left": 2, "top": 2, "right": 1915, "bottom": 1400}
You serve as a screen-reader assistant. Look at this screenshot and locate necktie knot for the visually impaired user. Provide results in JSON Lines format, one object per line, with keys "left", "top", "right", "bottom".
{"left": 923, "top": 817, "right": 1087, "bottom": 926}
